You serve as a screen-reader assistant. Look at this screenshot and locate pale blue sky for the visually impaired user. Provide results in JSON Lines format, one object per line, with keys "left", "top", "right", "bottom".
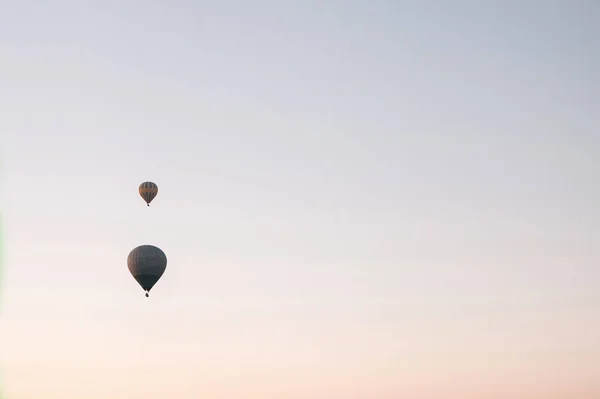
{"left": 2, "top": 1, "right": 600, "bottom": 398}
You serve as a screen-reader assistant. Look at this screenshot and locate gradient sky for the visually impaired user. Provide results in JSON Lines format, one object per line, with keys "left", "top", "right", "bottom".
{"left": 1, "top": 1, "right": 599, "bottom": 398}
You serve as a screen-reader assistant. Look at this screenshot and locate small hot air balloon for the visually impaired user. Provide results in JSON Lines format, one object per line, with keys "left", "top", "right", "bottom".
{"left": 127, "top": 245, "right": 167, "bottom": 297}
{"left": 139, "top": 181, "right": 158, "bottom": 206}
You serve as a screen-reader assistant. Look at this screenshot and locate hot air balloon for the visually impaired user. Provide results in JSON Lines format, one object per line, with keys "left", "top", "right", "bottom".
{"left": 127, "top": 245, "right": 167, "bottom": 297}
{"left": 139, "top": 181, "right": 158, "bottom": 206}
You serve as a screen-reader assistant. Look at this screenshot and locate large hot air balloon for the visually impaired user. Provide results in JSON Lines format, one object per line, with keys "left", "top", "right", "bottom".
{"left": 139, "top": 181, "right": 158, "bottom": 206}
{"left": 127, "top": 245, "right": 167, "bottom": 297}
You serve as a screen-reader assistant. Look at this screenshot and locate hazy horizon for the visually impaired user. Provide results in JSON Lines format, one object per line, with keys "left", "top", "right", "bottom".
{"left": 1, "top": 1, "right": 599, "bottom": 398}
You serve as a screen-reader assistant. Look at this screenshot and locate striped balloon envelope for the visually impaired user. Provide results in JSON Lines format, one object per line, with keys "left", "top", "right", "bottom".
{"left": 127, "top": 245, "right": 167, "bottom": 297}
{"left": 138, "top": 181, "right": 158, "bottom": 206}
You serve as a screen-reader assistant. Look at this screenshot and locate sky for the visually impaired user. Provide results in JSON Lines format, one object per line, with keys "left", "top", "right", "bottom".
{"left": 1, "top": 0, "right": 599, "bottom": 398}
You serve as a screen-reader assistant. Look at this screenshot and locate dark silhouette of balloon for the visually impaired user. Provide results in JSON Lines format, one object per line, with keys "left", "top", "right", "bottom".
{"left": 139, "top": 181, "right": 158, "bottom": 206}
{"left": 127, "top": 245, "right": 167, "bottom": 297}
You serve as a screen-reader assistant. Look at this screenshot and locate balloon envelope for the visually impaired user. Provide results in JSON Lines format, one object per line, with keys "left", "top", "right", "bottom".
{"left": 127, "top": 245, "right": 167, "bottom": 295}
{"left": 139, "top": 181, "right": 158, "bottom": 206}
